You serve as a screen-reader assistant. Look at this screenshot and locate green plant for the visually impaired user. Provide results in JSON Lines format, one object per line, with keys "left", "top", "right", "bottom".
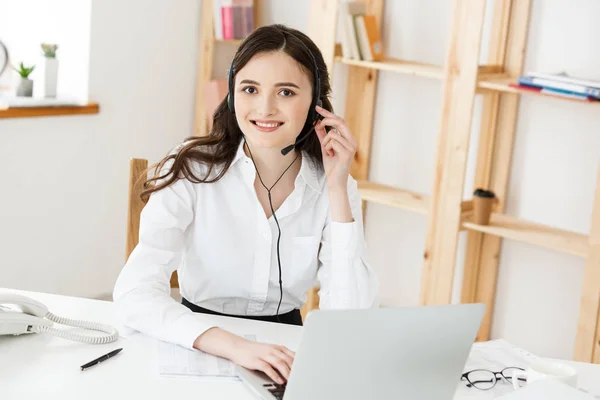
{"left": 13, "top": 62, "right": 36, "bottom": 79}
{"left": 41, "top": 43, "right": 58, "bottom": 58}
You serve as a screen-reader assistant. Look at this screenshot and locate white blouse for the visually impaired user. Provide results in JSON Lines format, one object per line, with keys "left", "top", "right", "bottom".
{"left": 112, "top": 141, "right": 379, "bottom": 350}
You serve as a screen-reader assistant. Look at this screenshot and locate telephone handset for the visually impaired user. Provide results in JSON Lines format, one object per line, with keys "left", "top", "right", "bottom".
{"left": 0, "top": 291, "right": 118, "bottom": 344}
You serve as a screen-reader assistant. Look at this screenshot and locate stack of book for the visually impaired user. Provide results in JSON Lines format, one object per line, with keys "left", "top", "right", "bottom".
{"left": 213, "top": 0, "right": 255, "bottom": 40}
{"left": 511, "top": 71, "right": 600, "bottom": 102}
{"left": 338, "top": 1, "right": 384, "bottom": 62}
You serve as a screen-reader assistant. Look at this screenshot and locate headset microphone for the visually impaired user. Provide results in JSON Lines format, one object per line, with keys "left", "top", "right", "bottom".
{"left": 280, "top": 101, "right": 324, "bottom": 156}
{"left": 280, "top": 123, "right": 316, "bottom": 156}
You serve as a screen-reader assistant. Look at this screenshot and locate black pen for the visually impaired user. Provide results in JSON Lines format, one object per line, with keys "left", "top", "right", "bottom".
{"left": 80, "top": 348, "right": 123, "bottom": 371}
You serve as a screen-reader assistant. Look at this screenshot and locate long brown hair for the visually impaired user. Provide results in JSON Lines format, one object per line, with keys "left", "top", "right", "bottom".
{"left": 141, "top": 24, "right": 334, "bottom": 200}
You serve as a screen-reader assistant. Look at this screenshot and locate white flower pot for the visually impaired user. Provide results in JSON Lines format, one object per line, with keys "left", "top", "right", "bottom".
{"left": 43, "top": 57, "right": 58, "bottom": 98}
{"left": 16, "top": 78, "right": 33, "bottom": 97}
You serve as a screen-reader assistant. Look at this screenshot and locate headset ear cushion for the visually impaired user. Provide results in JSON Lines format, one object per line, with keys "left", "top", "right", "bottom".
{"left": 228, "top": 94, "right": 235, "bottom": 114}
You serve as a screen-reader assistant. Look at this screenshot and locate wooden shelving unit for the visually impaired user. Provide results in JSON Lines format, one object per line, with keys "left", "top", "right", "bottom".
{"left": 0, "top": 103, "right": 99, "bottom": 119}
{"left": 305, "top": 0, "right": 600, "bottom": 364}
{"left": 194, "top": 0, "right": 600, "bottom": 363}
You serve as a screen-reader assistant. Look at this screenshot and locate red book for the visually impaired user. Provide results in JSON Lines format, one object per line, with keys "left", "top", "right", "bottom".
{"left": 221, "top": 0, "right": 234, "bottom": 40}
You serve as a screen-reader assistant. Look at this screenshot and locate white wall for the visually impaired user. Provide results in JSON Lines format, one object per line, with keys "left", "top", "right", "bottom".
{"left": 0, "top": 0, "right": 201, "bottom": 296}
{"left": 2, "top": 0, "right": 599, "bottom": 362}
{"left": 0, "top": 0, "right": 91, "bottom": 99}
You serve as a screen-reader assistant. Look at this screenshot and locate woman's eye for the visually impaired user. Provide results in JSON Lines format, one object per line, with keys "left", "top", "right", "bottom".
{"left": 279, "top": 89, "right": 295, "bottom": 97}
{"left": 242, "top": 87, "right": 256, "bottom": 94}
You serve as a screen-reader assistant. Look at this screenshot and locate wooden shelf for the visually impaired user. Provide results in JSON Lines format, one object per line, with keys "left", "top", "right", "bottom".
{"left": 357, "top": 180, "right": 429, "bottom": 214}
{"left": 0, "top": 103, "right": 100, "bottom": 119}
{"left": 462, "top": 212, "right": 589, "bottom": 258}
{"left": 477, "top": 75, "right": 600, "bottom": 105}
{"left": 334, "top": 56, "right": 444, "bottom": 79}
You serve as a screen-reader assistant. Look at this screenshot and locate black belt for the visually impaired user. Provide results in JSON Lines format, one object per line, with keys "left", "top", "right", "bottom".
{"left": 182, "top": 297, "right": 303, "bottom": 326}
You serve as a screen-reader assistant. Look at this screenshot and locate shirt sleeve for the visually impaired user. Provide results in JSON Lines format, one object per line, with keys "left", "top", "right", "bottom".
{"left": 316, "top": 176, "right": 380, "bottom": 309}
{"left": 112, "top": 173, "right": 219, "bottom": 350}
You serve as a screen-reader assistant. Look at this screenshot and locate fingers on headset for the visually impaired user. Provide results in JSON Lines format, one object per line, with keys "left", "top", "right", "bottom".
{"left": 329, "top": 138, "right": 352, "bottom": 159}
{"left": 316, "top": 113, "right": 357, "bottom": 146}
{"left": 323, "top": 130, "right": 353, "bottom": 155}
{"left": 315, "top": 104, "right": 335, "bottom": 118}
{"left": 321, "top": 133, "right": 335, "bottom": 157}
{"left": 314, "top": 121, "right": 327, "bottom": 142}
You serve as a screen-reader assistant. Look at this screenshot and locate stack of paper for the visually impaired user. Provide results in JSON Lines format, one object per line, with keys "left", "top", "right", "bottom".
{"left": 497, "top": 379, "right": 595, "bottom": 399}
{"left": 157, "top": 334, "right": 256, "bottom": 380}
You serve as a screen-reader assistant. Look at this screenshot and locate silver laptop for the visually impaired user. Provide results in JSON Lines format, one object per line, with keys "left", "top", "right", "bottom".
{"left": 236, "top": 303, "right": 485, "bottom": 400}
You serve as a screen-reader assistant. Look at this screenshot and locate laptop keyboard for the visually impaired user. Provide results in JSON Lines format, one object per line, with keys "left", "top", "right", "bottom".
{"left": 263, "top": 382, "right": 286, "bottom": 400}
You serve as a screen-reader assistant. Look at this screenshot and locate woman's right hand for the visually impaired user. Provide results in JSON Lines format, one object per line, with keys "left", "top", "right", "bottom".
{"left": 194, "top": 327, "right": 295, "bottom": 385}
{"left": 231, "top": 340, "right": 295, "bottom": 385}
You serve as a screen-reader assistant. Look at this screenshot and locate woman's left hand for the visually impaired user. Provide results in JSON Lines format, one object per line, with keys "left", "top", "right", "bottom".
{"left": 314, "top": 105, "right": 358, "bottom": 190}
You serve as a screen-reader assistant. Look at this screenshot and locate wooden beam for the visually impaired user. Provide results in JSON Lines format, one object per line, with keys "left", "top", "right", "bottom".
{"left": 420, "top": 0, "right": 487, "bottom": 305}
{"left": 575, "top": 165, "right": 600, "bottom": 363}
{"left": 307, "top": 0, "right": 339, "bottom": 74}
{"left": 461, "top": 0, "right": 531, "bottom": 342}
{"left": 125, "top": 159, "right": 148, "bottom": 262}
{"left": 477, "top": 65, "right": 505, "bottom": 74}
{"left": 346, "top": 0, "right": 384, "bottom": 181}
{"left": 193, "top": 0, "right": 216, "bottom": 137}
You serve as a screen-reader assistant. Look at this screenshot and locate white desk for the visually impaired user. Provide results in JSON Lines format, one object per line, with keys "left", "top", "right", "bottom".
{"left": 2, "top": 289, "right": 600, "bottom": 400}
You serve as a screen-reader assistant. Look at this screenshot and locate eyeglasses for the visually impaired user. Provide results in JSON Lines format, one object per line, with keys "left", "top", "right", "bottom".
{"left": 461, "top": 367, "right": 526, "bottom": 390}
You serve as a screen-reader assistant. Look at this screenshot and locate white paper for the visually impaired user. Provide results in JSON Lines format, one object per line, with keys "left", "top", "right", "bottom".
{"left": 464, "top": 339, "right": 538, "bottom": 372}
{"left": 158, "top": 334, "right": 256, "bottom": 379}
{"left": 497, "top": 379, "right": 596, "bottom": 400}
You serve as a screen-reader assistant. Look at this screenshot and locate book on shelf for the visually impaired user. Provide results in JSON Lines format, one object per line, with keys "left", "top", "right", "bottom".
{"left": 509, "top": 82, "right": 597, "bottom": 102}
{"left": 514, "top": 71, "right": 600, "bottom": 101}
{"left": 338, "top": 1, "right": 384, "bottom": 62}
{"left": 214, "top": 0, "right": 255, "bottom": 41}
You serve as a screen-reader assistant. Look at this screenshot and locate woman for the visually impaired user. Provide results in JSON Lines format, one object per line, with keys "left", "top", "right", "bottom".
{"left": 113, "top": 24, "right": 379, "bottom": 385}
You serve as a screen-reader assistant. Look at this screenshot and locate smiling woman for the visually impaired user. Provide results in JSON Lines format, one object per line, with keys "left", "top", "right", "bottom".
{"left": 141, "top": 24, "right": 333, "bottom": 194}
{"left": 113, "top": 23, "right": 379, "bottom": 386}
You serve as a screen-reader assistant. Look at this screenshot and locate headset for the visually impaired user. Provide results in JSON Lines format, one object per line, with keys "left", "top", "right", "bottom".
{"left": 227, "top": 33, "right": 324, "bottom": 156}
{"left": 227, "top": 32, "right": 324, "bottom": 322}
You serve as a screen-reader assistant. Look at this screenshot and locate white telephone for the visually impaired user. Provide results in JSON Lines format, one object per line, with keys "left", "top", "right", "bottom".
{"left": 0, "top": 291, "right": 119, "bottom": 344}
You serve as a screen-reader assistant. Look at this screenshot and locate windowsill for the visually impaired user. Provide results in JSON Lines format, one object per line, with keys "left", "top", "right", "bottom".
{"left": 0, "top": 103, "right": 99, "bottom": 119}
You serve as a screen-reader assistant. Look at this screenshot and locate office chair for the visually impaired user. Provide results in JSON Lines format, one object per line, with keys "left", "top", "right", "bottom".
{"left": 125, "top": 158, "right": 179, "bottom": 289}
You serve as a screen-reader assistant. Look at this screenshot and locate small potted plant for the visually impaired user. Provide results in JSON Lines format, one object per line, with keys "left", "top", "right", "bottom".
{"left": 13, "top": 62, "right": 36, "bottom": 97}
{"left": 41, "top": 43, "right": 59, "bottom": 98}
